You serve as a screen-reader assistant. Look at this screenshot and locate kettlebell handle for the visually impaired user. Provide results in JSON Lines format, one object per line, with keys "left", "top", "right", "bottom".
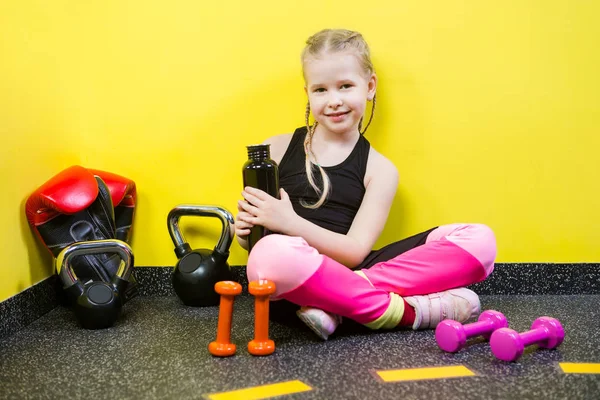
{"left": 55, "top": 240, "right": 134, "bottom": 288}
{"left": 167, "top": 205, "right": 234, "bottom": 255}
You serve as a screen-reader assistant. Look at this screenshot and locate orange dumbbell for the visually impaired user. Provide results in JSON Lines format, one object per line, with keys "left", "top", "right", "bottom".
{"left": 209, "top": 281, "right": 242, "bottom": 357}
{"left": 248, "top": 280, "right": 276, "bottom": 356}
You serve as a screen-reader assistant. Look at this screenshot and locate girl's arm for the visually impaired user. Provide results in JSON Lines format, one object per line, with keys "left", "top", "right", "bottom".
{"left": 287, "top": 150, "right": 398, "bottom": 267}
{"left": 240, "top": 148, "right": 398, "bottom": 268}
{"left": 236, "top": 236, "right": 249, "bottom": 250}
{"left": 235, "top": 204, "right": 251, "bottom": 250}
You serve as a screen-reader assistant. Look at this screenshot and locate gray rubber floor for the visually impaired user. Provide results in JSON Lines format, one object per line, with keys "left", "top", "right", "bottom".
{"left": 1, "top": 295, "right": 599, "bottom": 399}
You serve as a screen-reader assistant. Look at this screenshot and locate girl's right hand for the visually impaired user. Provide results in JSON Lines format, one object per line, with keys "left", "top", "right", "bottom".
{"left": 235, "top": 200, "right": 254, "bottom": 238}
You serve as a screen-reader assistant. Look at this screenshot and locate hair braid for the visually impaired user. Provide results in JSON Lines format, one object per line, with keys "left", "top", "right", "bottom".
{"left": 302, "top": 103, "right": 330, "bottom": 209}
{"left": 359, "top": 94, "right": 377, "bottom": 135}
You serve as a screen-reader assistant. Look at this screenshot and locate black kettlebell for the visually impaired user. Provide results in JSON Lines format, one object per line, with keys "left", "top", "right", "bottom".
{"left": 167, "top": 205, "right": 235, "bottom": 307}
{"left": 55, "top": 239, "right": 134, "bottom": 330}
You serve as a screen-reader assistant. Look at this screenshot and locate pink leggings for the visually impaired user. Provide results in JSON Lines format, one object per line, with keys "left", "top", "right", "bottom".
{"left": 246, "top": 223, "right": 496, "bottom": 325}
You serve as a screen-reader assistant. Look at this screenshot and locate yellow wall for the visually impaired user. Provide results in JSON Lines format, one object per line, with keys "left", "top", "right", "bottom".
{"left": 1, "top": 1, "right": 599, "bottom": 301}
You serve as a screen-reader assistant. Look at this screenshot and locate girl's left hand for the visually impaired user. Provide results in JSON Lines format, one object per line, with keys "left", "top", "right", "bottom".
{"left": 239, "top": 187, "right": 298, "bottom": 235}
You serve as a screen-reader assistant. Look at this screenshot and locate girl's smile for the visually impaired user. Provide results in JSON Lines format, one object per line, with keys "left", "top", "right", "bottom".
{"left": 326, "top": 110, "right": 351, "bottom": 122}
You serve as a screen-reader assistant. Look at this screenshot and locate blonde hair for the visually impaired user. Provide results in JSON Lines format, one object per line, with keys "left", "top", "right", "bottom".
{"left": 301, "top": 29, "right": 377, "bottom": 209}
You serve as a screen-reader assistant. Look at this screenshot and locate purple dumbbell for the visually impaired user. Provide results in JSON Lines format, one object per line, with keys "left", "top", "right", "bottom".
{"left": 489, "top": 316, "right": 565, "bottom": 362}
{"left": 435, "top": 310, "right": 509, "bottom": 353}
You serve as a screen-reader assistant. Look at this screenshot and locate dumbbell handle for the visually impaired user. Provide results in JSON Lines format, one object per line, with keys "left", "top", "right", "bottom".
{"left": 518, "top": 327, "right": 551, "bottom": 347}
{"left": 251, "top": 281, "right": 274, "bottom": 341}
{"left": 254, "top": 301, "right": 269, "bottom": 341}
{"left": 215, "top": 294, "right": 235, "bottom": 343}
{"left": 463, "top": 319, "right": 498, "bottom": 337}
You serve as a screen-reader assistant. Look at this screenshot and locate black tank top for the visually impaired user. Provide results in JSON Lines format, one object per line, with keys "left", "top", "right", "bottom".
{"left": 278, "top": 127, "right": 370, "bottom": 234}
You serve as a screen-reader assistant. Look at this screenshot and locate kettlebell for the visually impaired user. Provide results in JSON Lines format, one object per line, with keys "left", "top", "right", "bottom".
{"left": 167, "top": 205, "right": 235, "bottom": 307}
{"left": 55, "top": 239, "right": 134, "bottom": 330}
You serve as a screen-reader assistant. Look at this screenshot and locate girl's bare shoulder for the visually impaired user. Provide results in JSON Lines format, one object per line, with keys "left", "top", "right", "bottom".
{"left": 263, "top": 133, "right": 294, "bottom": 164}
{"left": 365, "top": 146, "right": 399, "bottom": 186}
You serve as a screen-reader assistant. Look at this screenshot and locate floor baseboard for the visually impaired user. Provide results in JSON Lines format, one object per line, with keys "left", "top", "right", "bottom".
{"left": 2, "top": 263, "right": 598, "bottom": 339}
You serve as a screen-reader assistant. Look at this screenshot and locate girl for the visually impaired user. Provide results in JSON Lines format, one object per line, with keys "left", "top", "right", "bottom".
{"left": 235, "top": 29, "right": 496, "bottom": 340}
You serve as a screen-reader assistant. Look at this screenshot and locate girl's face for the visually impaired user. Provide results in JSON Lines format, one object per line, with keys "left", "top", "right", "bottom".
{"left": 304, "top": 51, "right": 376, "bottom": 136}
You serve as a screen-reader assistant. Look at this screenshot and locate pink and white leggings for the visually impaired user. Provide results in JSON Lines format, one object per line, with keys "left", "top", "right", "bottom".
{"left": 246, "top": 223, "right": 497, "bottom": 326}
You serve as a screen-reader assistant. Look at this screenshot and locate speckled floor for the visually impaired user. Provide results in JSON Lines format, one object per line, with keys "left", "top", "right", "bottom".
{"left": 1, "top": 295, "right": 599, "bottom": 400}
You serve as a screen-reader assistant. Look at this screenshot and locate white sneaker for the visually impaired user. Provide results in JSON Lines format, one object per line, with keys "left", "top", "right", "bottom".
{"left": 296, "top": 306, "right": 342, "bottom": 340}
{"left": 404, "top": 288, "right": 481, "bottom": 330}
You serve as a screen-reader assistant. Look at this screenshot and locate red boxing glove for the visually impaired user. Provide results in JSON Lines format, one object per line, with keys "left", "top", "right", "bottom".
{"left": 26, "top": 165, "right": 99, "bottom": 230}
{"left": 25, "top": 165, "right": 117, "bottom": 260}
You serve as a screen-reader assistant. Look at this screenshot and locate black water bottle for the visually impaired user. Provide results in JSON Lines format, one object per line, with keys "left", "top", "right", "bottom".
{"left": 242, "top": 144, "right": 280, "bottom": 251}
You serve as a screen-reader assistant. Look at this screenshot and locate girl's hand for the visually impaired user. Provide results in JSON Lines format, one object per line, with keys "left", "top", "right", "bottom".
{"left": 239, "top": 187, "right": 297, "bottom": 234}
{"left": 235, "top": 199, "right": 255, "bottom": 238}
